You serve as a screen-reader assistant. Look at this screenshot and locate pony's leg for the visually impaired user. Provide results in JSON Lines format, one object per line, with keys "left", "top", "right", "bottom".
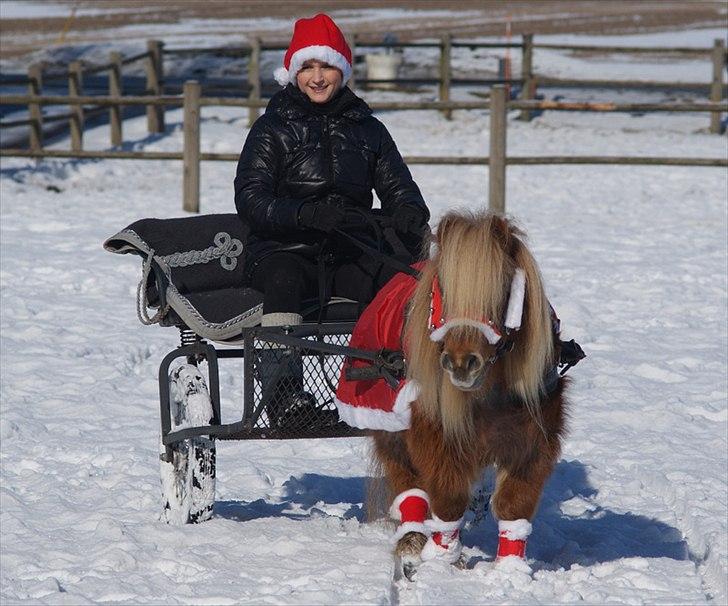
{"left": 372, "top": 432, "right": 429, "bottom": 561}
{"left": 491, "top": 459, "right": 554, "bottom": 560}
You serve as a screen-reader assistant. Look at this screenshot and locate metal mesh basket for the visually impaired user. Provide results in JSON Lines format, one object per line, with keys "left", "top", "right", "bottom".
{"left": 247, "top": 331, "right": 364, "bottom": 438}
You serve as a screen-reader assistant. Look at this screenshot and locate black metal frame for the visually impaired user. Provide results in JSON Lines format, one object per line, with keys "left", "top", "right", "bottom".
{"left": 159, "top": 321, "right": 367, "bottom": 458}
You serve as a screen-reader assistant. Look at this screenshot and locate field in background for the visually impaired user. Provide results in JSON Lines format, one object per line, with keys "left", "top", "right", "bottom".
{"left": 1, "top": 0, "right": 726, "bottom": 60}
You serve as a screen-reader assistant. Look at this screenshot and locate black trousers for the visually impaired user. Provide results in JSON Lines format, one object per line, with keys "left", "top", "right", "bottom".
{"left": 250, "top": 251, "right": 402, "bottom": 315}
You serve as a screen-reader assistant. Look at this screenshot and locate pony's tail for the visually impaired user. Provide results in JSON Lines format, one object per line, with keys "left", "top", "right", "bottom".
{"left": 503, "top": 237, "right": 556, "bottom": 427}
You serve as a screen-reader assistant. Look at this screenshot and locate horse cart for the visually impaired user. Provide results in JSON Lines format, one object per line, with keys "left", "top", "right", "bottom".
{"left": 104, "top": 212, "right": 412, "bottom": 525}
{"left": 105, "top": 212, "right": 585, "bottom": 529}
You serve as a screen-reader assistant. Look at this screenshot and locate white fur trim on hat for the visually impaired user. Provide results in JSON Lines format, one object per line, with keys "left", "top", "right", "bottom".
{"left": 389, "top": 488, "right": 430, "bottom": 520}
{"left": 275, "top": 45, "right": 352, "bottom": 87}
{"left": 498, "top": 518, "right": 532, "bottom": 541}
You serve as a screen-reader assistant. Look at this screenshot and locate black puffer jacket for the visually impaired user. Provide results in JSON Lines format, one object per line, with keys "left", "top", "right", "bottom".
{"left": 234, "top": 85, "right": 428, "bottom": 268}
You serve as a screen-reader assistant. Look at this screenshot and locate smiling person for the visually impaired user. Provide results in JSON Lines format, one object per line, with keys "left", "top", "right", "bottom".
{"left": 234, "top": 14, "right": 429, "bottom": 423}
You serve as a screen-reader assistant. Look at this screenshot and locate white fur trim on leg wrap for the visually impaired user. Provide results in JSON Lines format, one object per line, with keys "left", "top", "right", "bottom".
{"left": 420, "top": 515, "right": 464, "bottom": 563}
{"left": 421, "top": 534, "right": 463, "bottom": 563}
{"left": 498, "top": 518, "right": 532, "bottom": 540}
{"left": 391, "top": 521, "right": 429, "bottom": 544}
{"left": 389, "top": 489, "right": 430, "bottom": 520}
{"left": 425, "top": 514, "right": 464, "bottom": 534}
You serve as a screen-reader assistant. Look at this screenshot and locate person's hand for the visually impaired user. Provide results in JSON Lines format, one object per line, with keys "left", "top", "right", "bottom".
{"left": 393, "top": 205, "right": 429, "bottom": 235}
{"left": 298, "top": 201, "right": 347, "bottom": 233}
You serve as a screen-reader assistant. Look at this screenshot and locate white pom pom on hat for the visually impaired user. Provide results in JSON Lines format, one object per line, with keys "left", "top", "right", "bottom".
{"left": 273, "top": 13, "right": 353, "bottom": 87}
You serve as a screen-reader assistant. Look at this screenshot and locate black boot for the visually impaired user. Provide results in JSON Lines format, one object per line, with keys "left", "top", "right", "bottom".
{"left": 256, "top": 313, "right": 321, "bottom": 434}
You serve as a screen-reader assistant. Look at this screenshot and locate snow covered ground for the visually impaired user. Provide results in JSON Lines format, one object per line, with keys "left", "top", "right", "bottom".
{"left": 1, "top": 21, "right": 727, "bottom": 605}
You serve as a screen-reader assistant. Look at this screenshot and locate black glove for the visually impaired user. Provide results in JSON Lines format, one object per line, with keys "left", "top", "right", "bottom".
{"left": 298, "top": 201, "right": 347, "bottom": 233}
{"left": 393, "top": 205, "right": 428, "bottom": 235}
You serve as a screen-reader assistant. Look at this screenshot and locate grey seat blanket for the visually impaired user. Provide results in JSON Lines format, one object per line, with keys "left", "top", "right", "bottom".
{"left": 104, "top": 213, "right": 263, "bottom": 341}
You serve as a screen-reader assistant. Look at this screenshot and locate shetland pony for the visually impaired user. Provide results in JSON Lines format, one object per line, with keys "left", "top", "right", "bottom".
{"left": 372, "top": 210, "right": 568, "bottom": 571}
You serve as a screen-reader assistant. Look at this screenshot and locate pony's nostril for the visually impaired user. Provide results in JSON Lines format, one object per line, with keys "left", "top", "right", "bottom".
{"left": 440, "top": 352, "right": 454, "bottom": 371}
{"left": 466, "top": 354, "right": 483, "bottom": 373}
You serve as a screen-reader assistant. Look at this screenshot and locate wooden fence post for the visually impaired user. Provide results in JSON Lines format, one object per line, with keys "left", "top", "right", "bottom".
{"left": 489, "top": 85, "right": 507, "bottom": 213}
{"left": 348, "top": 33, "right": 357, "bottom": 89}
{"left": 68, "top": 61, "right": 84, "bottom": 151}
{"left": 518, "top": 33, "right": 534, "bottom": 121}
{"left": 247, "top": 37, "right": 261, "bottom": 128}
{"left": 146, "top": 39, "right": 164, "bottom": 133}
{"left": 27, "top": 64, "right": 43, "bottom": 151}
{"left": 710, "top": 38, "right": 725, "bottom": 134}
{"left": 109, "top": 51, "right": 123, "bottom": 146}
{"left": 439, "top": 33, "right": 452, "bottom": 120}
{"left": 183, "top": 80, "right": 201, "bottom": 213}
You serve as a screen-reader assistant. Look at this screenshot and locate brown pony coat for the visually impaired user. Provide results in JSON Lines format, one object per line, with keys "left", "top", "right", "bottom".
{"left": 372, "top": 210, "right": 568, "bottom": 543}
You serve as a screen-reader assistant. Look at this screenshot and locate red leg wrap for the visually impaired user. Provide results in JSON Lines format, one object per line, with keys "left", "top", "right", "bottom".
{"left": 496, "top": 534, "right": 527, "bottom": 559}
{"left": 399, "top": 495, "right": 428, "bottom": 523}
{"left": 432, "top": 529, "right": 460, "bottom": 547}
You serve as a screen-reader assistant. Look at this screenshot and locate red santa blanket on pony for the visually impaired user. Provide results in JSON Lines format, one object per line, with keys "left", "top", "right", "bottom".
{"left": 334, "top": 265, "right": 422, "bottom": 431}
{"left": 334, "top": 262, "right": 527, "bottom": 431}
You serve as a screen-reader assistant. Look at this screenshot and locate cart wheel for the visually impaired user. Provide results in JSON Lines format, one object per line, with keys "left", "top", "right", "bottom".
{"left": 160, "top": 363, "right": 216, "bottom": 524}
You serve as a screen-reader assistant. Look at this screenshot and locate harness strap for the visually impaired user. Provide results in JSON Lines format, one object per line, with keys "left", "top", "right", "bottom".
{"left": 333, "top": 228, "right": 421, "bottom": 279}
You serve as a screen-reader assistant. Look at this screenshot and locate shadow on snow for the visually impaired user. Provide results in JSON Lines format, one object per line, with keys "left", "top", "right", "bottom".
{"left": 213, "top": 460, "right": 689, "bottom": 569}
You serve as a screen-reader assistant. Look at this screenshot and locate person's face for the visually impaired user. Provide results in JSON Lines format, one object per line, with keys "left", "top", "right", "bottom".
{"left": 296, "top": 59, "right": 343, "bottom": 103}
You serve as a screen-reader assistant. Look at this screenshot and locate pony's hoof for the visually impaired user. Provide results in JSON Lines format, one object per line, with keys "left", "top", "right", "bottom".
{"left": 395, "top": 531, "right": 428, "bottom": 559}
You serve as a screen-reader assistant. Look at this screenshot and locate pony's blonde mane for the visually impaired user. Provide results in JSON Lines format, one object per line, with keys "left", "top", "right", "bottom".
{"left": 404, "top": 210, "right": 555, "bottom": 441}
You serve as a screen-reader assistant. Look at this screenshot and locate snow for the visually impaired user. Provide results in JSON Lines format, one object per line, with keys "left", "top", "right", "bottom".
{"left": 1, "top": 19, "right": 727, "bottom": 606}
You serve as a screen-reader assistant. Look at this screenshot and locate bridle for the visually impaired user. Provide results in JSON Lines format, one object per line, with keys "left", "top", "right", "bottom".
{"left": 427, "top": 268, "right": 526, "bottom": 369}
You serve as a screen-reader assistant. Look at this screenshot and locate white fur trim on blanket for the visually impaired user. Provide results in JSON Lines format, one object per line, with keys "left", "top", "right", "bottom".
{"left": 334, "top": 380, "right": 419, "bottom": 431}
{"left": 429, "top": 318, "right": 502, "bottom": 344}
{"left": 498, "top": 518, "right": 532, "bottom": 540}
{"left": 389, "top": 488, "right": 430, "bottom": 520}
{"left": 274, "top": 45, "right": 352, "bottom": 87}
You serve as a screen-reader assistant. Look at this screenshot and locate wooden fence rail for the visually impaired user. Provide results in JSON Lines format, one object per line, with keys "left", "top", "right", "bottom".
{"left": 2, "top": 86, "right": 726, "bottom": 215}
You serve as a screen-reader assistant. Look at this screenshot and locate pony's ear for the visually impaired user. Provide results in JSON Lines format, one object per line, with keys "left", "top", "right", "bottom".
{"left": 435, "top": 214, "right": 458, "bottom": 248}
{"left": 491, "top": 214, "right": 520, "bottom": 256}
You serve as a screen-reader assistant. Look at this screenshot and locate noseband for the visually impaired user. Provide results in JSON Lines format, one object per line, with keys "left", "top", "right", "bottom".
{"left": 428, "top": 269, "right": 526, "bottom": 364}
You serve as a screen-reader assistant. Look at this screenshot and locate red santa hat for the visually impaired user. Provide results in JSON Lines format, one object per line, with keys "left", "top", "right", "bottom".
{"left": 274, "top": 13, "right": 353, "bottom": 87}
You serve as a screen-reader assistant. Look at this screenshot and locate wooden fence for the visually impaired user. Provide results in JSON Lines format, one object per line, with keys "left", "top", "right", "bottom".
{"left": 177, "top": 35, "right": 726, "bottom": 129}
{"left": 3, "top": 34, "right": 726, "bottom": 139}
{"left": 2, "top": 83, "right": 726, "bottom": 213}
{"left": 3, "top": 41, "right": 163, "bottom": 152}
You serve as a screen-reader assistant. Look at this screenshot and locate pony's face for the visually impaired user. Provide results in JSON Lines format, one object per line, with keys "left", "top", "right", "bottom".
{"left": 438, "top": 327, "right": 496, "bottom": 391}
